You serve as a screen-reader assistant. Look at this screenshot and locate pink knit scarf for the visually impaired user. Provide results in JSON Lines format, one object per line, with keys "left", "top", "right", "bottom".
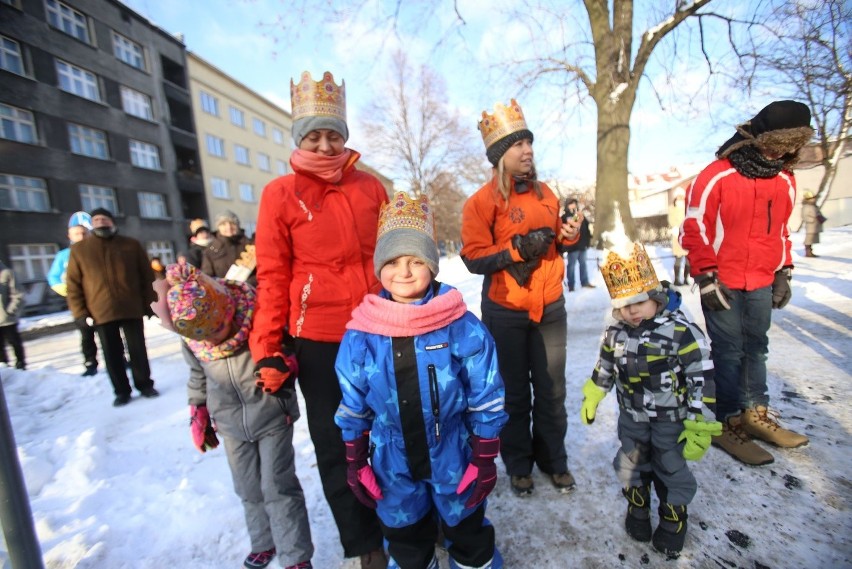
{"left": 346, "top": 289, "right": 467, "bottom": 337}
{"left": 290, "top": 148, "right": 354, "bottom": 183}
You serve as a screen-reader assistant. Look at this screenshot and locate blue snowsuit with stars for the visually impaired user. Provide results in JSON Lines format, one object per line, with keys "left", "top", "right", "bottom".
{"left": 335, "top": 282, "right": 507, "bottom": 568}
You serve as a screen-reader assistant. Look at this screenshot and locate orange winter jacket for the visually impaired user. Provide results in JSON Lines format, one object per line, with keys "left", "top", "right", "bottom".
{"left": 461, "top": 178, "right": 577, "bottom": 322}
{"left": 249, "top": 153, "right": 389, "bottom": 360}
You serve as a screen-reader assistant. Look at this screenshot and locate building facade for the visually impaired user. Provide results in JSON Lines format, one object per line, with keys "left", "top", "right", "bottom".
{"left": 0, "top": 0, "right": 204, "bottom": 313}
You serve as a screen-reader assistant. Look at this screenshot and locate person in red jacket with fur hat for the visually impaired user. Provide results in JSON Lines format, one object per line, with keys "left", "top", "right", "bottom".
{"left": 250, "top": 70, "right": 389, "bottom": 569}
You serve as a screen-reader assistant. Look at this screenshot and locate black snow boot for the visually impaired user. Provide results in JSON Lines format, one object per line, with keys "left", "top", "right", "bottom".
{"left": 622, "top": 485, "right": 652, "bottom": 542}
{"left": 652, "top": 503, "right": 688, "bottom": 557}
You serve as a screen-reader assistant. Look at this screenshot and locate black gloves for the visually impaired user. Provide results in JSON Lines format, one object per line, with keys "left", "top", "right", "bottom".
{"left": 505, "top": 260, "right": 537, "bottom": 287}
{"left": 512, "top": 227, "right": 555, "bottom": 261}
{"left": 772, "top": 268, "right": 792, "bottom": 309}
{"left": 696, "top": 272, "right": 732, "bottom": 311}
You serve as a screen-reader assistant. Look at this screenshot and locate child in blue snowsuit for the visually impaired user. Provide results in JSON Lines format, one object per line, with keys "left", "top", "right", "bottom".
{"left": 335, "top": 193, "right": 508, "bottom": 569}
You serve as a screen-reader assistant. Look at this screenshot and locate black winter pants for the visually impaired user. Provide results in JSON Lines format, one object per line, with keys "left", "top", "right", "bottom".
{"left": 95, "top": 318, "right": 153, "bottom": 396}
{"left": 0, "top": 324, "right": 25, "bottom": 367}
{"left": 74, "top": 317, "right": 98, "bottom": 367}
{"left": 483, "top": 301, "right": 569, "bottom": 476}
{"left": 294, "top": 338, "right": 384, "bottom": 558}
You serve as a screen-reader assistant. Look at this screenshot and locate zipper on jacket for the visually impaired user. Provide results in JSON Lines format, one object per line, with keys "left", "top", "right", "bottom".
{"left": 767, "top": 200, "right": 772, "bottom": 234}
{"left": 428, "top": 364, "right": 440, "bottom": 441}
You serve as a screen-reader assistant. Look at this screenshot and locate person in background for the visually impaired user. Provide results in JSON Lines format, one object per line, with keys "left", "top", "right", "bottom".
{"left": 0, "top": 259, "right": 25, "bottom": 370}
{"left": 667, "top": 190, "right": 690, "bottom": 286}
{"left": 152, "top": 264, "right": 314, "bottom": 569}
{"left": 801, "top": 190, "right": 824, "bottom": 258}
{"left": 562, "top": 197, "right": 595, "bottom": 292}
{"left": 336, "top": 193, "right": 507, "bottom": 568}
{"left": 250, "top": 70, "right": 389, "bottom": 569}
{"left": 185, "top": 218, "right": 212, "bottom": 269}
{"left": 66, "top": 208, "right": 158, "bottom": 407}
{"left": 202, "top": 211, "right": 254, "bottom": 285}
{"left": 581, "top": 243, "right": 719, "bottom": 557}
{"left": 461, "top": 98, "right": 582, "bottom": 498}
{"left": 681, "top": 100, "right": 813, "bottom": 466}
{"left": 47, "top": 211, "right": 98, "bottom": 376}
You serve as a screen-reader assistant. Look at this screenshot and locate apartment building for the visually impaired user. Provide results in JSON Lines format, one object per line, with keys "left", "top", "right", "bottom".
{"left": 0, "top": 0, "right": 204, "bottom": 313}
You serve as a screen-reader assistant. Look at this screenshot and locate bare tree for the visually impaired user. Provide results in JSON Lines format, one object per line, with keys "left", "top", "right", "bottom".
{"left": 744, "top": 0, "right": 851, "bottom": 206}
{"left": 359, "top": 52, "right": 484, "bottom": 242}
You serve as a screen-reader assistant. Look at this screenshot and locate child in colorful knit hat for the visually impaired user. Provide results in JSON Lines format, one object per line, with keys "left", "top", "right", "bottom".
{"left": 151, "top": 264, "right": 313, "bottom": 569}
{"left": 579, "top": 243, "right": 720, "bottom": 558}
{"left": 334, "top": 192, "right": 508, "bottom": 569}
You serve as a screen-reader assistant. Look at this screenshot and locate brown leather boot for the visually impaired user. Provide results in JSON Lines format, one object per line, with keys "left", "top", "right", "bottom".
{"left": 712, "top": 415, "right": 774, "bottom": 466}
{"left": 805, "top": 245, "right": 818, "bottom": 257}
{"left": 741, "top": 406, "right": 809, "bottom": 448}
{"left": 360, "top": 548, "right": 388, "bottom": 569}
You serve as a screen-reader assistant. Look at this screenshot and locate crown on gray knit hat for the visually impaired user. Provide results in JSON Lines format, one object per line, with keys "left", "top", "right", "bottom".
{"left": 373, "top": 192, "right": 439, "bottom": 278}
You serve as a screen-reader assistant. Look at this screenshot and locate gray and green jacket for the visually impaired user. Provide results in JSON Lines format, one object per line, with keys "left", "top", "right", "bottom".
{"left": 590, "top": 288, "right": 716, "bottom": 423}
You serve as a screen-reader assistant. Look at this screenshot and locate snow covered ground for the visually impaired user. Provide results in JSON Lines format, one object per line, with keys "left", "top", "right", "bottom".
{"left": 1, "top": 227, "right": 850, "bottom": 569}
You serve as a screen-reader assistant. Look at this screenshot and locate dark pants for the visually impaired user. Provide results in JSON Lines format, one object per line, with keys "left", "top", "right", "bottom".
{"left": 565, "top": 248, "right": 590, "bottom": 288}
{"left": 95, "top": 318, "right": 153, "bottom": 396}
{"left": 294, "top": 338, "right": 384, "bottom": 558}
{"left": 483, "top": 301, "right": 569, "bottom": 476}
{"left": 382, "top": 506, "right": 495, "bottom": 569}
{"left": 0, "top": 324, "right": 25, "bottom": 367}
{"left": 74, "top": 317, "right": 98, "bottom": 368}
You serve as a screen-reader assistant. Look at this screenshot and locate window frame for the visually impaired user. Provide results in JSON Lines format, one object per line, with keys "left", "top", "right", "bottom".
{"left": 205, "top": 133, "right": 226, "bottom": 158}
{"left": 0, "top": 103, "right": 37, "bottom": 144}
{"left": 0, "top": 35, "right": 25, "bottom": 76}
{"left": 138, "top": 191, "right": 168, "bottom": 219}
{"left": 68, "top": 122, "right": 109, "bottom": 159}
{"left": 44, "top": 0, "right": 91, "bottom": 44}
{"left": 200, "top": 90, "right": 218, "bottom": 116}
{"left": 111, "top": 31, "right": 145, "bottom": 70}
{"left": 0, "top": 173, "right": 50, "bottom": 212}
{"left": 234, "top": 144, "right": 250, "bottom": 166}
{"left": 78, "top": 184, "right": 117, "bottom": 213}
{"left": 119, "top": 85, "right": 154, "bottom": 120}
{"left": 9, "top": 243, "right": 58, "bottom": 281}
{"left": 257, "top": 152, "right": 271, "bottom": 172}
{"left": 272, "top": 127, "right": 284, "bottom": 145}
{"left": 239, "top": 182, "right": 254, "bottom": 203}
{"left": 56, "top": 59, "right": 101, "bottom": 102}
{"left": 252, "top": 117, "right": 266, "bottom": 137}
{"left": 146, "top": 241, "right": 174, "bottom": 264}
{"left": 276, "top": 159, "right": 289, "bottom": 175}
{"left": 129, "top": 139, "right": 161, "bottom": 170}
{"left": 211, "top": 176, "right": 230, "bottom": 199}
{"left": 229, "top": 105, "right": 245, "bottom": 127}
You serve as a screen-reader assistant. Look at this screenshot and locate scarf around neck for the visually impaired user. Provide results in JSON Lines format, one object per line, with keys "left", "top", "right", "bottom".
{"left": 347, "top": 288, "right": 467, "bottom": 337}
{"left": 727, "top": 145, "right": 785, "bottom": 179}
{"left": 290, "top": 148, "right": 355, "bottom": 183}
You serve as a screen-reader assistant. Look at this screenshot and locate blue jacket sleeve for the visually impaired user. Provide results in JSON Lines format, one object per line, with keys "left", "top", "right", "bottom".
{"left": 334, "top": 330, "right": 376, "bottom": 441}
{"left": 47, "top": 248, "right": 70, "bottom": 294}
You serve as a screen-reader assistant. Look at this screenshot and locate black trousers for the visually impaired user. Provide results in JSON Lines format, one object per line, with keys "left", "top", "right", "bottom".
{"left": 382, "top": 506, "right": 495, "bottom": 569}
{"left": 74, "top": 317, "right": 98, "bottom": 367}
{"left": 0, "top": 324, "right": 25, "bottom": 367}
{"left": 483, "top": 301, "right": 569, "bottom": 476}
{"left": 95, "top": 318, "right": 153, "bottom": 396}
{"left": 294, "top": 338, "right": 384, "bottom": 558}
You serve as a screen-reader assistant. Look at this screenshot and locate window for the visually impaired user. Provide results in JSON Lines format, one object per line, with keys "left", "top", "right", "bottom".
{"left": 9, "top": 243, "right": 58, "bottom": 281}
{"left": 234, "top": 144, "right": 250, "bottom": 165}
{"left": 129, "top": 139, "right": 161, "bottom": 169}
{"left": 0, "top": 103, "right": 36, "bottom": 144}
{"left": 0, "top": 174, "right": 49, "bottom": 212}
{"left": 146, "top": 241, "right": 174, "bottom": 264}
{"left": 211, "top": 177, "right": 230, "bottom": 199}
{"left": 257, "top": 153, "right": 270, "bottom": 172}
{"left": 276, "top": 159, "right": 289, "bottom": 175}
{"left": 68, "top": 123, "right": 108, "bottom": 159}
{"left": 138, "top": 191, "right": 167, "bottom": 218}
{"left": 243, "top": 221, "right": 256, "bottom": 238}
{"left": 56, "top": 60, "right": 100, "bottom": 102}
{"left": 229, "top": 105, "right": 245, "bottom": 127}
{"left": 45, "top": 0, "right": 90, "bottom": 43}
{"left": 112, "top": 32, "right": 144, "bottom": 70}
{"left": 253, "top": 118, "right": 266, "bottom": 137}
{"left": 272, "top": 127, "right": 284, "bottom": 145}
{"left": 1, "top": 35, "right": 24, "bottom": 75}
{"left": 200, "top": 90, "right": 218, "bottom": 116}
{"left": 120, "top": 86, "right": 153, "bottom": 120}
{"left": 239, "top": 183, "right": 254, "bottom": 202}
{"left": 205, "top": 134, "right": 225, "bottom": 158}
{"left": 79, "top": 184, "right": 116, "bottom": 213}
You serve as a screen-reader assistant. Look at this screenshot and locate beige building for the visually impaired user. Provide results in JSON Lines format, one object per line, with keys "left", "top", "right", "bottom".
{"left": 187, "top": 52, "right": 293, "bottom": 238}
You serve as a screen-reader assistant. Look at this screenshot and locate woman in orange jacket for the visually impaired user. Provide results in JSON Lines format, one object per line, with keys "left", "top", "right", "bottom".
{"left": 461, "top": 99, "right": 582, "bottom": 498}
{"left": 250, "top": 71, "right": 388, "bottom": 569}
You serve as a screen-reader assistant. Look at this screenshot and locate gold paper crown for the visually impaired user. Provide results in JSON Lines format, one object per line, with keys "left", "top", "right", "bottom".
{"left": 600, "top": 243, "right": 660, "bottom": 304}
{"left": 290, "top": 71, "right": 346, "bottom": 122}
{"left": 478, "top": 98, "right": 529, "bottom": 149}
{"left": 377, "top": 192, "right": 436, "bottom": 242}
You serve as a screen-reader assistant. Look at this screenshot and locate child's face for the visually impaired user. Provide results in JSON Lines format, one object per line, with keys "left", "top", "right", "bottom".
{"left": 619, "top": 298, "right": 659, "bottom": 326}
{"left": 380, "top": 255, "right": 432, "bottom": 304}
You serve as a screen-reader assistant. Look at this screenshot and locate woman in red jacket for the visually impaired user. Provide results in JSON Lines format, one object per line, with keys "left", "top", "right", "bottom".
{"left": 461, "top": 99, "right": 582, "bottom": 498}
{"left": 250, "top": 71, "right": 388, "bottom": 569}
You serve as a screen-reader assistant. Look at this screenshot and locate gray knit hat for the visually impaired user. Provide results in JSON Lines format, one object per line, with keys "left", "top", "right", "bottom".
{"left": 373, "top": 192, "right": 439, "bottom": 278}
{"left": 214, "top": 210, "right": 240, "bottom": 228}
{"left": 292, "top": 115, "right": 349, "bottom": 147}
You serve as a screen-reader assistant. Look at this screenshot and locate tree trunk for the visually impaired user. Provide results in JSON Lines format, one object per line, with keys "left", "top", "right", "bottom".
{"left": 593, "top": 101, "right": 635, "bottom": 248}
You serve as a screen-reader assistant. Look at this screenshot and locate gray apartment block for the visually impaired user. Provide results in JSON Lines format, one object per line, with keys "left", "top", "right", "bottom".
{"left": 0, "top": 0, "right": 205, "bottom": 314}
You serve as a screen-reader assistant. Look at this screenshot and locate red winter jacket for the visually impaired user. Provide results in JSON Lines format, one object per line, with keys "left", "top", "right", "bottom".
{"left": 680, "top": 158, "right": 795, "bottom": 291}
{"left": 249, "top": 153, "right": 389, "bottom": 360}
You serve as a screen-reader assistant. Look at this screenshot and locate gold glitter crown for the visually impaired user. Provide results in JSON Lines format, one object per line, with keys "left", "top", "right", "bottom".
{"left": 478, "top": 98, "right": 529, "bottom": 149}
{"left": 377, "top": 192, "right": 436, "bottom": 242}
{"left": 600, "top": 243, "right": 660, "bottom": 303}
{"left": 290, "top": 70, "right": 346, "bottom": 122}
